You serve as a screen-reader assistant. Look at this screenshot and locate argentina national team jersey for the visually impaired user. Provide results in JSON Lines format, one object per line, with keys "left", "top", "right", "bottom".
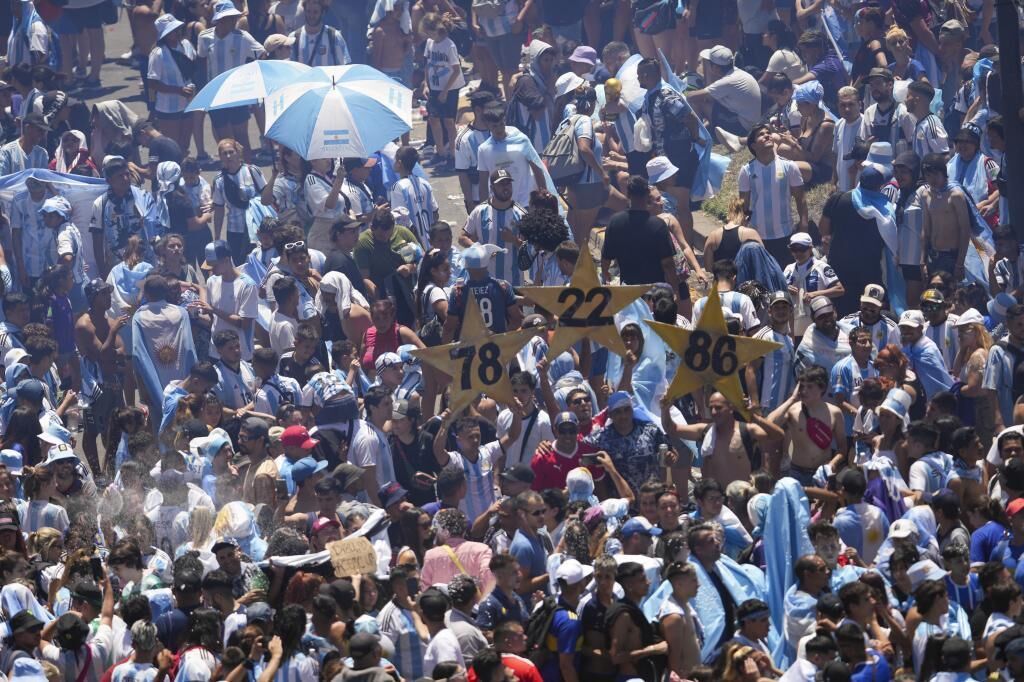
{"left": 214, "top": 360, "right": 256, "bottom": 409}
{"left": 753, "top": 326, "right": 795, "bottom": 411}
{"left": 737, "top": 156, "right": 804, "bottom": 241}
{"left": 377, "top": 602, "right": 426, "bottom": 680}
{"left": 18, "top": 499, "right": 69, "bottom": 533}
{"left": 255, "top": 374, "right": 301, "bottom": 415}
{"left": 463, "top": 202, "right": 528, "bottom": 285}
{"left": 447, "top": 441, "right": 501, "bottom": 524}
{"left": 925, "top": 316, "right": 959, "bottom": 370}
{"left": 291, "top": 25, "right": 350, "bottom": 66}
{"left": 196, "top": 28, "right": 265, "bottom": 80}
{"left": 837, "top": 313, "right": 900, "bottom": 354}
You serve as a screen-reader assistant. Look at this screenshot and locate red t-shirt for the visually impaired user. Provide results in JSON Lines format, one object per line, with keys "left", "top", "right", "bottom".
{"left": 467, "top": 653, "right": 543, "bottom": 682}
{"left": 530, "top": 439, "right": 603, "bottom": 491}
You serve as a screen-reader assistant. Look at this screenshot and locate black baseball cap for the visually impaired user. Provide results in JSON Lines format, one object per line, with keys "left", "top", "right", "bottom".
{"left": 499, "top": 463, "right": 534, "bottom": 485}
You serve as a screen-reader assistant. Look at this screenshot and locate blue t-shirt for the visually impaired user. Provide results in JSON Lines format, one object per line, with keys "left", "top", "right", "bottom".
{"left": 945, "top": 573, "right": 981, "bottom": 614}
{"left": 509, "top": 529, "right": 547, "bottom": 582}
{"left": 475, "top": 587, "right": 529, "bottom": 630}
{"left": 538, "top": 599, "right": 582, "bottom": 681}
{"left": 851, "top": 649, "right": 891, "bottom": 682}
{"left": 970, "top": 520, "right": 1008, "bottom": 563}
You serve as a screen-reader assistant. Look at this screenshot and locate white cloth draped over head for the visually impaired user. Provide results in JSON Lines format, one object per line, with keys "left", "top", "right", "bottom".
{"left": 53, "top": 131, "right": 88, "bottom": 174}
{"left": 90, "top": 101, "right": 140, "bottom": 166}
{"left": 315, "top": 271, "right": 369, "bottom": 318}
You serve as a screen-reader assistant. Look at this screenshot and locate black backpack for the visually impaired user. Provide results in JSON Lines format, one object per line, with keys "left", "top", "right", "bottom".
{"left": 523, "top": 596, "right": 561, "bottom": 667}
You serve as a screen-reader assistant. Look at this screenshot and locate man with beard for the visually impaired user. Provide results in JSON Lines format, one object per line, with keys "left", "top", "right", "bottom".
{"left": 461, "top": 170, "right": 528, "bottom": 286}
{"left": 796, "top": 298, "right": 851, "bottom": 376}
{"left": 238, "top": 417, "right": 276, "bottom": 504}
{"left": 839, "top": 283, "right": 901, "bottom": 354}
{"left": 899, "top": 309, "right": 954, "bottom": 399}
{"left": 863, "top": 68, "right": 915, "bottom": 154}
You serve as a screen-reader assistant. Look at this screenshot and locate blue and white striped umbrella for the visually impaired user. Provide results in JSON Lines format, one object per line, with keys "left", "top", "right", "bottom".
{"left": 185, "top": 60, "right": 311, "bottom": 112}
{"left": 265, "top": 66, "right": 413, "bottom": 160}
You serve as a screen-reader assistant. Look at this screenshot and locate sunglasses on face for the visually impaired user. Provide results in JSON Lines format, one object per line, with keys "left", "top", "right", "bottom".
{"left": 570, "top": 396, "right": 591, "bottom": 405}
{"left": 557, "top": 426, "right": 578, "bottom": 435}
{"left": 529, "top": 509, "right": 546, "bottom": 517}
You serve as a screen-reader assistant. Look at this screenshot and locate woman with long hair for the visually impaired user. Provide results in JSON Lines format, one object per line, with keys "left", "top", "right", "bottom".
{"left": 263, "top": 147, "right": 312, "bottom": 228}
{"left": 260, "top": 604, "right": 319, "bottom": 679}
{"left": 175, "top": 608, "right": 222, "bottom": 679}
{"left": 157, "top": 233, "right": 202, "bottom": 286}
{"left": 414, "top": 248, "right": 450, "bottom": 343}
{"left": 851, "top": 8, "right": 890, "bottom": 86}
{"left": 701, "top": 197, "right": 764, "bottom": 267}
{"left": 875, "top": 344, "right": 926, "bottom": 420}
{"left": 18, "top": 466, "right": 69, "bottom": 534}
{"left": 394, "top": 507, "right": 431, "bottom": 567}
{"left": 952, "top": 312, "right": 995, "bottom": 445}
{"left": 0, "top": 408, "right": 41, "bottom": 469}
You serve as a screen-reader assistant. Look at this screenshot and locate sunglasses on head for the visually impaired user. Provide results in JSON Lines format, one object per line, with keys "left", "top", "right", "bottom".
{"left": 284, "top": 240, "right": 306, "bottom": 252}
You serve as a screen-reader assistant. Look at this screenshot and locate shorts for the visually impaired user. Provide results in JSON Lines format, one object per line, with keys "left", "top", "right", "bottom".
{"left": 569, "top": 181, "right": 609, "bottom": 210}
{"left": 664, "top": 141, "right": 699, "bottom": 190}
{"left": 427, "top": 89, "right": 459, "bottom": 119}
{"left": 154, "top": 110, "right": 187, "bottom": 121}
{"left": 64, "top": 2, "right": 110, "bottom": 32}
{"left": 482, "top": 31, "right": 525, "bottom": 72}
{"left": 692, "top": 0, "right": 724, "bottom": 39}
{"left": 927, "top": 248, "right": 958, "bottom": 275}
{"left": 209, "top": 105, "right": 250, "bottom": 129}
{"left": 550, "top": 20, "right": 583, "bottom": 44}
{"left": 626, "top": 150, "right": 648, "bottom": 176}
{"left": 786, "top": 464, "right": 818, "bottom": 487}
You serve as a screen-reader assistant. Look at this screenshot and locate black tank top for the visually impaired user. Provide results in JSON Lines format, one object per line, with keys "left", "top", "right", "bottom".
{"left": 716, "top": 226, "right": 742, "bottom": 262}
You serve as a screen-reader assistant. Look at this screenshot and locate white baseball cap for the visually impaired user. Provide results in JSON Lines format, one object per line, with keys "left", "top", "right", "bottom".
{"left": 890, "top": 519, "right": 918, "bottom": 539}
{"left": 898, "top": 310, "right": 926, "bottom": 328}
{"left": 860, "top": 283, "right": 886, "bottom": 308}
{"left": 699, "top": 45, "right": 734, "bottom": 67}
{"left": 555, "top": 559, "right": 595, "bottom": 586}
{"left": 954, "top": 308, "right": 984, "bottom": 327}
{"left": 788, "top": 232, "right": 813, "bottom": 248}
{"left": 646, "top": 156, "right": 679, "bottom": 185}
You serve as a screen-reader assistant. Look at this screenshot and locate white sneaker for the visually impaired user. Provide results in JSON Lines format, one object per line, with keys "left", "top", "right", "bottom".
{"left": 715, "top": 126, "right": 744, "bottom": 153}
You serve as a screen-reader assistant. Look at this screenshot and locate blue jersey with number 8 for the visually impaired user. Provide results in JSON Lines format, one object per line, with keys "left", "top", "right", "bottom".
{"left": 450, "top": 276, "right": 516, "bottom": 333}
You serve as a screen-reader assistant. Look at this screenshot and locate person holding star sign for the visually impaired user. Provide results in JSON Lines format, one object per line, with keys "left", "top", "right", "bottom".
{"left": 412, "top": 290, "right": 542, "bottom": 418}
{"left": 519, "top": 251, "right": 650, "bottom": 360}
{"left": 647, "top": 288, "right": 781, "bottom": 421}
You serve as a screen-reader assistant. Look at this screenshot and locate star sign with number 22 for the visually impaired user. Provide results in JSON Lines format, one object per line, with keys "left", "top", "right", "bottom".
{"left": 647, "top": 288, "right": 780, "bottom": 419}
{"left": 410, "top": 290, "right": 542, "bottom": 418}
{"left": 519, "top": 254, "right": 650, "bottom": 360}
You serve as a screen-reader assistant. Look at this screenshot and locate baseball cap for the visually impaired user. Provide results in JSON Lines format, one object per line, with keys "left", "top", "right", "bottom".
{"left": 291, "top": 457, "right": 328, "bottom": 485}
{"left": 620, "top": 517, "right": 662, "bottom": 539}
{"left": 246, "top": 602, "right": 273, "bottom": 623}
{"left": 212, "top": 0, "right": 242, "bottom": 22}
{"left": 699, "top": 45, "right": 734, "bottom": 66}
{"left": 22, "top": 113, "right": 49, "bottom": 131}
{"left": 349, "top": 632, "right": 381, "bottom": 659}
{"left": 607, "top": 391, "right": 632, "bottom": 412}
{"left": 954, "top": 308, "right": 984, "bottom": 327}
{"left": 241, "top": 417, "right": 269, "bottom": 440}
{"left": 860, "top": 284, "right": 886, "bottom": 307}
{"left": 70, "top": 578, "right": 103, "bottom": 607}
{"left": 0, "top": 511, "right": 19, "bottom": 532}
{"left": 500, "top": 463, "right": 535, "bottom": 485}
{"left": 940, "top": 18, "right": 966, "bottom": 35}
{"left": 375, "top": 352, "right": 403, "bottom": 374}
{"left": 333, "top": 462, "right": 365, "bottom": 491}
{"left": 898, "top": 310, "right": 926, "bottom": 328}
{"left": 921, "top": 288, "right": 945, "bottom": 305}
{"left": 311, "top": 516, "right": 341, "bottom": 534}
{"left": 38, "top": 196, "right": 71, "bottom": 218}
{"left": 9, "top": 610, "right": 44, "bottom": 634}
{"left": 768, "top": 290, "right": 792, "bottom": 306}
{"left": 84, "top": 278, "right": 113, "bottom": 302}
{"left": 555, "top": 559, "right": 595, "bottom": 586}
{"left": 1007, "top": 498, "right": 1024, "bottom": 517}
{"left": 281, "top": 425, "right": 318, "bottom": 449}
{"left": 16, "top": 379, "right": 45, "bottom": 405}
{"left": 392, "top": 399, "right": 411, "bottom": 420}
{"left": 646, "top": 156, "right": 679, "bottom": 185}
{"left": 554, "top": 411, "right": 579, "bottom": 428}
{"left": 38, "top": 419, "right": 72, "bottom": 446}
{"left": 809, "top": 297, "right": 834, "bottom": 319}
{"left": 262, "top": 33, "right": 295, "bottom": 53}
{"left": 379, "top": 482, "right": 408, "bottom": 508}
{"left": 568, "top": 45, "right": 597, "bottom": 66}
{"left": 9, "top": 657, "right": 47, "bottom": 682}
{"left": 462, "top": 242, "right": 505, "bottom": 269}
{"left": 211, "top": 537, "right": 240, "bottom": 555}
{"left": 490, "top": 169, "right": 513, "bottom": 185}
{"left": 788, "top": 232, "right": 813, "bottom": 248}
{"left": 202, "top": 240, "right": 232, "bottom": 269}
{"left": 907, "top": 559, "right": 949, "bottom": 590}
{"left": 890, "top": 518, "right": 918, "bottom": 539}
{"left": 3, "top": 348, "right": 27, "bottom": 369}
{"left": 866, "top": 66, "right": 894, "bottom": 81}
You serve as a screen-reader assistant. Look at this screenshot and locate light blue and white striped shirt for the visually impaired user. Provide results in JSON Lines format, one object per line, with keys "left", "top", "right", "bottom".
{"left": 0, "top": 140, "right": 48, "bottom": 176}
{"left": 148, "top": 41, "right": 196, "bottom": 114}
{"left": 196, "top": 28, "right": 265, "bottom": 81}
{"left": 17, "top": 499, "right": 69, "bottom": 533}
{"left": 255, "top": 652, "right": 319, "bottom": 681}
{"left": 736, "top": 156, "right": 804, "bottom": 241}
{"left": 447, "top": 441, "right": 501, "bottom": 525}
{"left": 753, "top": 325, "right": 795, "bottom": 411}
{"left": 214, "top": 360, "right": 256, "bottom": 410}
{"left": 290, "top": 24, "right": 350, "bottom": 66}
{"left": 11, "top": 189, "right": 56, "bottom": 279}
{"left": 463, "top": 201, "right": 527, "bottom": 285}
{"left": 212, "top": 166, "right": 267, "bottom": 234}
{"left": 838, "top": 312, "right": 900, "bottom": 355}
{"left": 390, "top": 176, "right": 438, "bottom": 248}
{"left": 477, "top": 0, "right": 519, "bottom": 36}
{"left": 377, "top": 601, "right": 426, "bottom": 680}
{"left": 829, "top": 354, "right": 878, "bottom": 433}
{"left": 57, "top": 222, "right": 87, "bottom": 285}
{"left": 983, "top": 342, "right": 1017, "bottom": 433}
{"left": 254, "top": 374, "right": 301, "bottom": 415}
{"left": 925, "top": 315, "right": 959, "bottom": 371}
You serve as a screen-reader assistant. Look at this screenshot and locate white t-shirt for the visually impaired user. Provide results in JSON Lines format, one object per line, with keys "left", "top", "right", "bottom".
{"left": 424, "top": 37, "right": 466, "bottom": 92}
{"left": 423, "top": 629, "right": 466, "bottom": 674}
{"left": 207, "top": 274, "right": 258, "bottom": 360}
{"left": 766, "top": 49, "right": 807, "bottom": 81}
{"left": 497, "top": 406, "right": 553, "bottom": 469}
{"left": 477, "top": 128, "right": 540, "bottom": 207}
{"left": 349, "top": 420, "right": 397, "bottom": 490}
{"left": 269, "top": 311, "right": 298, "bottom": 357}
{"left": 705, "top": 68, "right": 763, "bottom": 132}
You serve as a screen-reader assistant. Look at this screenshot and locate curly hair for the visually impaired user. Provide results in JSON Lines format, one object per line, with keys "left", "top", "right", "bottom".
{"left": 517, "top": 208, "right": 569, "bottom": 252}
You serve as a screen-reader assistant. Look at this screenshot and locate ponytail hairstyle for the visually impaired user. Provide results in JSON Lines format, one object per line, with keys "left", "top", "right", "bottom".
{"left": 21, "top": 465, "right": 54, "bottom": 501}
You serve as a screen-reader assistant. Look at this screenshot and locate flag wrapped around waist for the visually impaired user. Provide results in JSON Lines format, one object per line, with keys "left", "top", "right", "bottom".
{"left": 765, "top": 478, "right": 813, "bottom": 667}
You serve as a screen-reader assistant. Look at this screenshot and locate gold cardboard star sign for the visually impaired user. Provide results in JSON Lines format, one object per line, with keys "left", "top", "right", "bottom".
{"left": 519, "top": 255, "right": 649, "bottom": 359}
{"left": 648, "top": 288, "right": 780, "bottom": 419}
{"left": 411, "top": 290, "right": 540, "bottom": 417}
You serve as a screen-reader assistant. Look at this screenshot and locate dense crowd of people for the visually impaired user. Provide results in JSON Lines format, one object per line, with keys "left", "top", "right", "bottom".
{"left": 0, "top": 0, "right": 1019, "bottom": 679}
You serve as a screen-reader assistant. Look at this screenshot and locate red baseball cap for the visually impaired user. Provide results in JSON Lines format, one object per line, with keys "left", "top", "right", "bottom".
{"left": 312, "top": 517, "right": 341, "bottom": 534}
{"left": 1008, "top": 498, "right": 1024, "bottom": 518}
{"left": 281, "top": 425, "right": 318, "bottom": 449}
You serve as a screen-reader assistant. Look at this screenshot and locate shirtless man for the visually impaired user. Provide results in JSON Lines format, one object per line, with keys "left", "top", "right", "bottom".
{"left": 769, "top": 365, "right": 847, "bottom": 484}
{"left": 662, "top": 392, "right": 784, "bottom": 488}
{"left": 74, "top": 279, "right": 129, "bottom": 478}
{"left": 608, "top": 561, "right": 668, "bottom": 680}
{"left": 920, "top": 152, "right": 970, "bottom": 281}
{"left": 369, "top": 2, "right": 414, "bottom": 86}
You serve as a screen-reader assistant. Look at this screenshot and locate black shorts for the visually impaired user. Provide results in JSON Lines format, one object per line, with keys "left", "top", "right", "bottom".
{"left": 65, "top": 2, "right": 109, "bottom": 31}
{"left": 209, "top": 105, "right": 250, "bottom": 129}
{"left": 691, "top": 0, "right": 724, "bottom": 39}
{"left": 901, "top": 264, "right": 923, "bottom": 282}
{"left": 427, "top": 89, "right": 459, "bottom": 119}
{"left": 154, "top": 110, "right": 187, "bottom": 121}
{"left": 664, "top": 141, "right": 699, "bottom": 190}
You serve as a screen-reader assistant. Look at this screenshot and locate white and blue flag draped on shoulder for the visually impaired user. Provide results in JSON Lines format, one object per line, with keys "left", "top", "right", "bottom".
{"left": 605, "top": 299, "right": 668, "bottom": 414}
{"left": 764, "top": 478, "right": 814, "bottom": 668}
{"left": 264, "top": 65, "right": 413, "bottom": 160}
{"left": 616, "top": 51, "right": 729, "bottom": 201}
{"left": 132, "top": 302, "right": 198, "bottom": 413}
{"left": 185, "top": 60, "right": 312, "bottom": 112}
{"left": 0, "top": 169, "right": 108, "bottom": 279}
{"left": 946, "top": 179, "right": 996, "bottom": 289}
{"left": 850, "top": 181, "right": 908, "bottom": 315}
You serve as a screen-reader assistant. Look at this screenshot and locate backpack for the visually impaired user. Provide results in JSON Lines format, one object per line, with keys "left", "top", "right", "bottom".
{"left": 472, "top": 0, "right": 509, "bottom": 19}
{"left": 417, "top": 284, "right": 444, "bottom": 347}
{"left": 541, "top": 115, "right": 586, "bottom": 187}
{"left": 523, "top": 596, "right": 561, "bottom": 667}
